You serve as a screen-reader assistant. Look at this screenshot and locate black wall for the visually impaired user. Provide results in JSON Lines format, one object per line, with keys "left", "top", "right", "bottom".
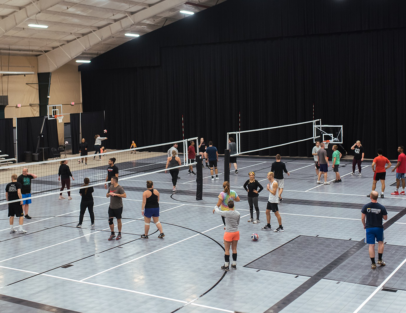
{"left": 80, "top": 0, "right": 406, "bottom": 159}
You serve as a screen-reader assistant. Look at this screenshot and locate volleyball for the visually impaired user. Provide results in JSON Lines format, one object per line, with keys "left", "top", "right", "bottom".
{"left": 251, "top": 233, "right": 259, "bottom": 241}
{"left": 104, "top": 129, "right": 107, "bottom": 133}
{"left": 64, "top": 141, "right": 68, "bottom": 145}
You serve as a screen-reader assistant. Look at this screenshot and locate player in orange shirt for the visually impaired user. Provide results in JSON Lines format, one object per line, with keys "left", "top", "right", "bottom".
{"left": 367, "top": 149, "right": 391, "bottom": 199}
{"left": 130, "top": 141, "right": 137, "bottom": 154}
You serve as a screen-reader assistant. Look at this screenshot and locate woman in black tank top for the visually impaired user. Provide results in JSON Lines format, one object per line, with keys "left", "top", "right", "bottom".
{"left": 165, "top": 150, "right": 181, "bottom": 193}
{"left": 141, "top": 181, "right": 164, "bottom": 239}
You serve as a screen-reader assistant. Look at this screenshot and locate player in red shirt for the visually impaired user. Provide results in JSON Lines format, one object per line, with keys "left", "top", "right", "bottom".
{"left": 391, "top": 146, "right": 406, "bottom": 195}
{"left": 188, "top": 141, "right": 196, "bottom": 175}
{"left": 367, "top": 149, "right": 391, "bottom": 199}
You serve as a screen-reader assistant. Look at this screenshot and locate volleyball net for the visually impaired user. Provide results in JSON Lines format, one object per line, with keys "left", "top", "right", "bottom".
{"left": 0, "top": 137, "right": 199, "bottom": 204}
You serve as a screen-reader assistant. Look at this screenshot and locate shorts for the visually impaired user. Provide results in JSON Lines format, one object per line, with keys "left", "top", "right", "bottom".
{"left": 374, "top": 172, "right": 386, "bottom": 181}
{"left": 334, "top": 165, "right": 339, "bottom": 173}
{"left": 266, "top": 202, "right": 279, "bottom": 212}
{"left": 108, "top": 207, "right": 123, "bottom": 219}
{"left": 144, "top": 207, "right": 160, "bottom": 218}
{"left": 275, "top": 179, "right": 284, "bottom": 189}
{"left": 230, "top": 157, "right": 237, "bottom": 163}
{"left": 224, "top": 231, "right": 240, "bottom": 242}
{"left": 209, "top": 160, "right": 217, "bottom": 168}
{"left": 8, "top": 203, "right": 23, "bottom": 217}
{"left": 314, "top": 161, "right": 320, "bottom": 169}
{"left": 365, "top": 227, "right": 384, "bottom": 244}
{"left": 188, "top": 159, "right": 195, "bottom": 164}
{"left": 22, "top": 193, "right": 31, "bottom": 205}
{"left": 319, "top": 164, "right": 328, "bottom": 173}
{"left": 396, "top": 173, "right": 405, "bottom": 180}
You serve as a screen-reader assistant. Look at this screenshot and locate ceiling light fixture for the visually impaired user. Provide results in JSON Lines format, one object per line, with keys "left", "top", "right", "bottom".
{"left": 0, "top": 71, "right": 34, "bottom": 75}
{"left": 28, "top": 24, "right": 48, "bottom": 29}
{"left": 76, "top": 60, "right": 91, "bottom": 63}
{"left": 180, "top": 10, "right": 194, "bottom": 15}
{"left": 125, "top": 33, "right": 140, "bottom": 37}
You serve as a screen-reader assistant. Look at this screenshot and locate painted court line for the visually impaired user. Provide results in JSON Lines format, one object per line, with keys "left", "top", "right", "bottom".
{"left": 0, "top": 204, "right": 185, "bottom": 264}
{"left": 258, "top": 164, "right": 314, "bottom": 182}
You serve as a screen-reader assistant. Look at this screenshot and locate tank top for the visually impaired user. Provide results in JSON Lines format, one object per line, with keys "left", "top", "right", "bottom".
{"left": 145, "top": 189, "right": 159, "bottom": 208}
{"left": 200, "top": 142, "right": 206, "bottom": 151}
{"left": 169, "top": 156, "right": 178, "bottom": 168}
{"left": 268, "top": 181, "right": 279, "bottom": 204}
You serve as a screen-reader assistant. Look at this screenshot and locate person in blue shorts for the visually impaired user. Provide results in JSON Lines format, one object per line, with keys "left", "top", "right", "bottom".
{"left": 206, "top": 141, "right": 218, "bottom": 180}
{"left": 17, "top": 168, "right": 37, "bottom": 219}
{"left": 141, "top": 180, "right": 164, "bottom": 239}
{"left": 361, "top": 191, "right": 388, "bottom": 269}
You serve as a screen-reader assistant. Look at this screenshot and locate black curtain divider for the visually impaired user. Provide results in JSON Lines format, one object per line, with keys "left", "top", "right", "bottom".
{"left": 70, "top": 113, "right": 80, "bottom": 154}
{"left": 17, "top": 117, "right": 59, "bottom": 162}
{"left": 81, "top": 112, "right": 105, "bottom": 152}
{"left": 0, "top": 118, "right": 14, "bottom": 158}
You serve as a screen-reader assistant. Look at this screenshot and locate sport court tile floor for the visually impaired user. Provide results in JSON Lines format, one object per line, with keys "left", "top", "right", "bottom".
{"left": 0, "top": 157, "right": 405, "bottom": 313}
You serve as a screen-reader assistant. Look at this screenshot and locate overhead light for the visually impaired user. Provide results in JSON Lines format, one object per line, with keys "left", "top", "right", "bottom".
{"left": 180, "top": 10, "right": 194, "bottom": 15}
{"left": 28, "top": 24, "right": 48, "bottom": 29}
{"left": 0, "top": 71, "right": 34, "bottom": 75}
{"left": 125, "top": 33, "right": 140, "bottom": 37}
{"left": 76, "top": 60, "right": 91, "bottom": 63}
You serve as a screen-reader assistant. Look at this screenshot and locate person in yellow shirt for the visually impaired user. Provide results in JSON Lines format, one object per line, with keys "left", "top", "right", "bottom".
{"left": 130, "top": 141, "right": 137, "bottom": 154}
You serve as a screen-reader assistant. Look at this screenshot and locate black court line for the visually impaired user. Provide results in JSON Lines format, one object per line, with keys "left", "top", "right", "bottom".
{"left": 264, "top": 208, "right": 406, "bottom": 313}
{"left": 0, "top": 294, "right": 80, "bottom": 313}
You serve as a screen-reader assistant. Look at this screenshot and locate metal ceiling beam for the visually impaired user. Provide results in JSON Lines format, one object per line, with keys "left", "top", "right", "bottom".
{"left": 38, "top": 0, "right": 187, "bottom": 72}
{"left": 0, "top": 4, "right": 20, "bottom": 11}
{"left": 14, "top": 27, "right": 83, "bottom": 38}
{"left": 42, "top": 10, "right": 116, "bottom": 24}
{"left": 0, "top": 0, "right": 64, "bottom": 38}
{"left": 59, "top": 1, "right": 143, "bottom": 15}
{"left": 25, "top": 19, "right": 99, "bottom": 31}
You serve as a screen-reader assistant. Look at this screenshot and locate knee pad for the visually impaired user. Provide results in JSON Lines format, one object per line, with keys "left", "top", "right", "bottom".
{"left": 108, "top": 218, "right": 113, "bottom": 225}
{"left": 155, "top": 221, "right": 161, "bottom": 225}
{"left": 145, "top": 223, "right": 150, "bottom": 226}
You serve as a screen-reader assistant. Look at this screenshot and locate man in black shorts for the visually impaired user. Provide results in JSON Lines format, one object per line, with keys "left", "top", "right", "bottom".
{"left": 106, "top": 176, "right": 126, "bottom": 241}
{"left": 228, "top": 137, "right": 238, "bottom": 174}
{"left": 262, "top": 172, "right": 283, "bottom": 232}
{"left": 367, "top": 149, "right": 391, "bottom": 198}
{"left": 206, "top": 141, "right": 219, "bottom": 180}
{"left": 105, "top": 158, "right": 119, "bottom": 189}
{"left": 17, "top": 168, "right": 37, "bottom": 219}
{"left": 6, "top": 174, "right": 26, "bottom": 234}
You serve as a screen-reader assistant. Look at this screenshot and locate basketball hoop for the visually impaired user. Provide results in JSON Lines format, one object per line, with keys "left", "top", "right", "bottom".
{"left": 323, "top": 140, "right": 330, "bottom": 149}
{"left": 54, "top": 115, "right": 64, "bottom": 123}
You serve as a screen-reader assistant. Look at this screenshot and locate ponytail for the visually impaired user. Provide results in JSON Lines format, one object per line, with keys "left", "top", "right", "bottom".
{"left": 83, "top": 178, "right": 90, "bottom": 195}
{"left": 223, "top": 181, "right": 230, "bottom": 195}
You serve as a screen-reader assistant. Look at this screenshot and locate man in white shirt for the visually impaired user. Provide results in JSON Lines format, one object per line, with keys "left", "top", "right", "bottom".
{"left": 312, "top": 141, "right": 321, "bottom": 176}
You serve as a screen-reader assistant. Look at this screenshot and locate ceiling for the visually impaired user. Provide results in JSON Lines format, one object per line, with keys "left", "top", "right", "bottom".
{"left": 0, "top": 0, "right": 225, "bottom": 71}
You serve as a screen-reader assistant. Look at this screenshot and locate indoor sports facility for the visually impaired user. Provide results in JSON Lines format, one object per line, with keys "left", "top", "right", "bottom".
{"left": 0, "top": 1, "right": 406, "bottom": 313}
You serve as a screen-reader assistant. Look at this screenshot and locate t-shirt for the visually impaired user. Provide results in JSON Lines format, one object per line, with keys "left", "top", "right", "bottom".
{"left": 271, "top": 162, "right": 288, "bottom": 179}
{"left": 167, "top": 147, "right": 178, "bottom": 158}
{"left": 312, "top": 146, "right": 320, "bottom": 161}
{"left": 354, "top": 146, "right": 364, "bottom": 160}
{"left": 214, "top": 207, "right": 240, "bottom": 233}
{"left": 397, "top": 153, "right": 406, "bottom": 173}
{"left": 79, "top": 142, "right": 88, "bottom": 154}
{"left": 17, "top": 174, "right": 34, "bottom": 194}
{"left": 108, "top": 184, "right": 125, "bottom": 209}
{"left": 243, "top": 180, "right": 264, "bottom": 197}
{"left": 218, "top": 190, "right": 238, "bottom": 211}
{"left": 317, "top": 148, "right": 327, "bottom": 164}
{"left": 5, "top": 182, "right": 22, "bottom": 201}
{"left": 107, "top": 165, "right": 119, "bottom": 181}
{"left": 58, "top": 164, "right": 72, "bottom": 179}
{"left": 79, "top": 186, "right": 94, "bottom": 202}
{"left": 188, "top": 145, "right": 196, "bottom": 159}
{"left": 374, "top": 155, "right": 390, "bottom": 173}
{"left": 361, "top": 202, "right": 387, "bottom": 228}
{"left": 229, "top": 142, "right": 237, "bottom": 155}
{"left": 332, "top": 150, "right": 341, "bottom": 165}
{"left": 206, "top": 146, "right": 217, "bottom": 161}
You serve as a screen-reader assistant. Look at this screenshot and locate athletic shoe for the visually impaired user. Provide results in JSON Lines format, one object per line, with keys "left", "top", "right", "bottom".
{"left": 324, "top": 182, "right": 330, "bottom": 185}
{"left": 216, "top": 176, "right": 219, "bottom": 180}
{"left": 274, "top": 226, "right": 284, "bottom": 232}
{"left": 391, "top": 191, "right": 400, "bottom": 195}
{"left": 172, "top": 188, "right": 176, "bottom": 193}
{"left": 141, "top": 234, "right": 148, "bottom": 239}
{"left": 381, "top": 194, "right": 385, "bottom": 199}
{"left": 231, "top": 264, "right": 237, "bottom": 270}
{"left": 221, "top": 265, "right": 229, "bottom": 271}
{"left": 279, "top": 198, "right": 283, "bottom": 202}
{"left": 10, "top": 229, "right": 15, "bottom": 234}
{"left": 378, "top": 260, "right": 386, "bottom": 267}
{"left": 358, "top": 173, "right": 362, "bottom": 176}
{"left": 108, "top": 234, "right": 116, "bottom": 241}
{"left": 262, "top": 225, "right": 271, "bottom": 231}
{"left": 19, "top": 229, "right": 27, "bottom": 234}
{"left": 371, "top": 263, "right": 377, "bottom": 270}
{"left": 211, "top": 176, "right": 214, "bottom": 180}
{"left": 188, "top": 169, "right": 191, "bottom": 174}
{"left": 253, "top": 219, "right": 259, "bottom": 224}
{"left": 338, "top": 179, "right": 342, "bottom": 182}
{"left": 25, "top": 215, "right": 32, "bottom": 219}
{"left": 76, "top": 224, "right": 82, "bottom": 228}
{"left": 116, "top": 234, "right": 122, "bottom": 240}
{"left": 59, "top": 196, "right": 65, "bottom": 200}
{"left": 247, "top": 218, "right": 253, "bottom": 223}
{"left": 333, "top": 180, "right": 339, "bottom": 183}
{"left": 68, "top": 197, "right": 72, "bottom": 200}
{"left": 367, "top": 194, "right": 370, "bottom": 197}
{"left": 158, "top": 233, "right": 165, "bottom": 239}
{"left": 401, "top": 191, "right": 406, "bottom": 195}
{"left": 235, "top": 170, "right": 238, "bottom": 174}
{"left": 177, "top": 176, "right": 181, "bottom": 180}
{"left": 317, "top": 181, "right": 322, "bottom": 184}
{"left": 192, "top": 171, "right": 196, "bottom": 175}
{"left": 91, "top": 224, "right": 95, "bottom": 228}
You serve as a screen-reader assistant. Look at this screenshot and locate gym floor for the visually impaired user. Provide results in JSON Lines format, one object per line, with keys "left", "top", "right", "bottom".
{"left": 0, "top": 156, "right": 405, "bottom": 313}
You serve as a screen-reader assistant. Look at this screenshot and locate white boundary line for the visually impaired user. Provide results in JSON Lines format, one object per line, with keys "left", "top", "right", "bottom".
{"left": 353, "top": 257, "right": 406, "bottom": 313}
{"left": 0, "top": 204, "right": 185, "bottom": 264}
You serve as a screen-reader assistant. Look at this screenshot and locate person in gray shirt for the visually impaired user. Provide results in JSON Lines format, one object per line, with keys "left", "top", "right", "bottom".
{"left": 213, "top": 199, "right": 240, "bottom": 271}
{"left": 106, "top": 176, "right": 126, "bottom": 241}
{"left": 229, "top": 137, "right": 238, "bottom": 174}
{"left": 312, "top": 141, "right": 321, "bottom": 176}
{"left": 317, "top": 142, "right": 330, "bottom": 185}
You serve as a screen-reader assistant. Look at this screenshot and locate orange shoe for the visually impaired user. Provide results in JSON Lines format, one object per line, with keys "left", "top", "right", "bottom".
{"left": 391, "top": 191, "right": 400, "bottom": 195}
{"left": 401, "top": 191, "right": 406, "bottom": 195}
